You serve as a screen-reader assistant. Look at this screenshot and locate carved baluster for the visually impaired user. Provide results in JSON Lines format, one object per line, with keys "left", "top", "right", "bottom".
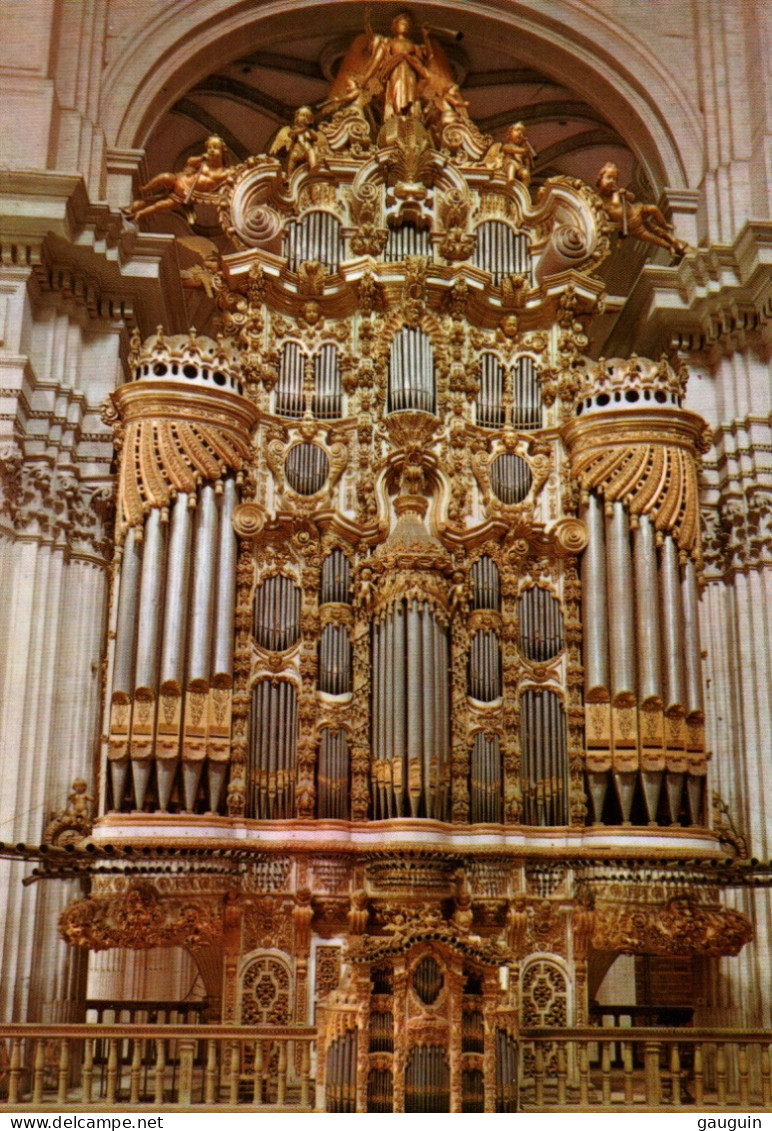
{"left": 622, "top": 1040, "right": 634, "bottom": 1104}
{"left": 578, "top": 1042, "right": 589, "bottom": 1106}
{"left": 300, "top": 1040, "right": 311, "bottom": 1108}
{"left": 129, "top": 1038, "right": 142, "bottom": 1106}
{"left": 205, "top": 1039, "right": 218, "bottom": 1105}
{"left": 55, "top": 1038, "right": 69, "bottom": 1104}
{"left": 106, "top": 1038, "right": 119, "bottom": 1104}
{"left": 8, "top": 1037, "right": 21, "bottom": 1104}
{"left": 761, "top": 1043, "right": 772, "bottom": 1107}
{"left": 693, "top": 1042, "right": 704, "bottom": 1107}
{"left": 556, "top": 1042, "right": 567, "bottom": 1105}
{"left": 277, "top": 1040, "right": 287, "bottom": 1107}
{"left": 716, "top": 1042, "right": 727, "bottom": 1105}
{"left": 253, "top": 1039, "right": 263, "bottom": 1103}
{"left": 534, "top": 1041, "right": 544, "bottom": 1107}
{"left": 178, "top": 1039, "right": 195, "bottom": 1106}
{"left": 601, "top": 1040, "right": 611, "bottom": 1106}
{"left": 32, "top": 1038, "right": 45, "bottom": 1104}
{"left": 644, "top": 1041, "right": 661, "bottom": 1106}
{"left": 669, "top": 1043, "right": 681, "bottom": 1107}
{"left": 154, "top": 1039, "right": 166, "bottom": 1106}
{"left": 229, "top": 1040, "right": 240, "bottom": 1105}
{"left": 738, "top": 1042, "right": 749, "bottom": 1105}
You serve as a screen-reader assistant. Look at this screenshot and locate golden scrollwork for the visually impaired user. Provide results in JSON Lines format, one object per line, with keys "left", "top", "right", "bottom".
{"left": 592, "top": 896, "right": 753, "bottom": 957}
{"left": 60, "top": 882, "right": 223, "bottom": 951}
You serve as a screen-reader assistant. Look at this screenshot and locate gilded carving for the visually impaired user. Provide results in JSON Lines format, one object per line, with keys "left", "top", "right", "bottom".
{"left": 60, "top": 882, "right": 223, "bottom": 951}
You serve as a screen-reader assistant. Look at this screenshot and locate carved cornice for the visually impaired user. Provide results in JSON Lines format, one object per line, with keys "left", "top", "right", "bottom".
{"left": 603, "top": 220, "right": 772, "bottom": 358}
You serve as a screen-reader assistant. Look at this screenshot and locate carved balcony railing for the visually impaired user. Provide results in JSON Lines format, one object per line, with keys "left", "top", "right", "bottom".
{"left": 2, "top": 1024, "right": 772, "bottom": 1111}
{"left": 0, "top": 1024, "right": 314, "bottom": 1109}
{"left": 520, "top": 1028, "right": 772, "bottom": 1110}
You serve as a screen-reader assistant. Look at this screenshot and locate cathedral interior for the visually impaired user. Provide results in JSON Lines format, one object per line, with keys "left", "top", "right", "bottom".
{"left": 0, "top": 0, "right": 771, "bottom": 1113}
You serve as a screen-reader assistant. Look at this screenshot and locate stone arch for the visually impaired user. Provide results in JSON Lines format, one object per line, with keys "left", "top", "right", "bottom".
{"left": 101, "top": 0, "right": 701, "bottom": 191}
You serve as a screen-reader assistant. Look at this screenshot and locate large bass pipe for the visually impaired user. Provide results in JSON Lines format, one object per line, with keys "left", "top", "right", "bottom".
{"left": 660, "top": 533, "right": 686, "bottom": 713}
{"left": 206, "top": 476, "right": 237, "bottom": 812}
{"left": 181, "top": 483, "right": 218, "bottom": 811}
{"left": 681, "top": 557, "right": 703, "bottom": 716}
{"left": 109, "top": 526, "right": 142, "bottom": 809}
{"left": 131, "top": 508, "right": 167, "bottom": 809}
{"left": 156, "top": 493, "right": 193, "bottom": 810}
{"left": 581, "top": 492, "right": 609, "bottom": 698}
{"left": 606, "top": 500, "right": 636, "bottom": 702}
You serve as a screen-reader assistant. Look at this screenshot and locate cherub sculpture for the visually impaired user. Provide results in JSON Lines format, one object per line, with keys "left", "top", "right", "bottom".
{"left": 483, "top": 122, "right": 535, "bottom": 186}
{"left": 269, "top": 106, "right": 331, "bottom": 177}
{"left": 123, "top": 135, "right": 231, "bottom": 223}
{"left": 596, "top": 161, "right": 689, "bottom": 258}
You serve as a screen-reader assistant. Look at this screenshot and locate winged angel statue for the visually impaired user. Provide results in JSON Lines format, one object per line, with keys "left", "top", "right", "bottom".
{"left": 323, "top": 8, "right": 461, "bottom": 130}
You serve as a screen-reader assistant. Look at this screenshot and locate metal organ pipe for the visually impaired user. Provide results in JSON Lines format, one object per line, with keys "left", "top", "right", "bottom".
{"left": 110, "top": 526, "right": 142, "bottom": 808}
{"left": 113, "top": 527, "right": 142, "bottom": 699}
{"left": 407, "top": 601, "right": 422, "bottom": 816}
{"left": 207, "top": 475, "right": 238, "bottom": 812}
{"left": 520, "top": 689, "right": 568, "bottom": 825}
{"left": 276, "top": 342, "right": 304, "bottom": 418}
{"left": 315, "top": 344, "right": 342, "bottom": 420}
{"left": 188, "top": 485, "right": 218, "bottom": 683}
{"left": 372, "top": 601, "right": 449, "bottom": 819}
{"left": 160, "top": 494, "right": 193, "bottom": 691}
{"left": 156, "top": 493, "right": 193, "bottom": 810}
{"left": 182, "top": 484, "right": 218, "bottom": 810}
{"left": 513, "top": 357, "right": 541, "bottom": 430}
{"left": 134, "top": 509, "right": 166, "bottom": 695}
{"left": 660, "top": 534, "right": 686, "bottom": 712}
{"left": 581, "top": 493, "right": 609, "bottom": 697}
{"left": 389, "top": 328, "right": 434, "bottom": 413}
{"left": 681, "top": 557, "right": 704, "bottom": 716}
{"left": 633, "top": 514, "right": 662, "bottom": 704}
{"left": 606, "top": 501, "right": 636, "bottom": 702}
{"left": 132, "top": 507, "right": 166, "bottom": 809}
{"left": 213, "top": 477, "right": 237, "bottom": 679}
{"left": 478, "top": 354, "right": 504, "bottom": 429}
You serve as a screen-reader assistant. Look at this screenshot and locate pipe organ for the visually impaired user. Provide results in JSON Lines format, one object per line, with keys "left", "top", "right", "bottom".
{"left": 106, "top": 333, "right": 256, "bottom": 814}
{"left": 563, "top": 356, "right": 709, "bottom": 828}
{"left": 82, "top": 32, "right": 753, "bottom": 1115}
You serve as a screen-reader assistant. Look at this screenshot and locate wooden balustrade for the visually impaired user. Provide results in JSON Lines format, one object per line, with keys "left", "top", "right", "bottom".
{"left": 2, "top": 1023, "right": 772, "bottom": 1110}
{"left": 0, "top": 1024, "right": 314, "bottom": 1110}
{"left": 520, "top": 1028, "right": 772, "bottom": 1110}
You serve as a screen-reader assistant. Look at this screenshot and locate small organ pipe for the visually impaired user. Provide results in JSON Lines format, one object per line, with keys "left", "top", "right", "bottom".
{"left": 113, "top": 526, "right": 142, "bottom": 696}
{"left": 606, "top": 500, "right": 636, "bottom": 701}
{"left": 581, "top": 493, "right": 609, "bottom": 696}
{"left": 634, "top": 514, "right": 662, "bottom": 703}
{"left": 682, "top": 557, "right": 704, "bottom": 715}
{"left": 188, "top": 484, "right": 218, "bottom": 684}
{"left": 134, "top": 508, "right": 166, "bottom": 693}
{"left": 660, "top": 534, "right": 687, "bottom": 712}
